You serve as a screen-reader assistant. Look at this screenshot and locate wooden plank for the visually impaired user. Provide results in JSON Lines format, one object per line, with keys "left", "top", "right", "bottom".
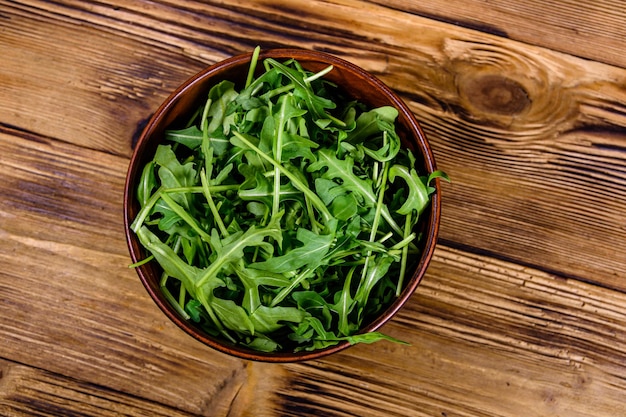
{"left": 4, "top": 1, "right": 626, "bottom": 290}
{"left": 369, "top": 0, "right": 626, "bottom": 69}
{"left": 415, "top": 40, "right": 626, "bottom": 290}
{"left": 0, "top": 3, "right": 209, "bottom": 158}
{"left": 0, "top": 129, "right": 248, "bottom": 415}
{"left": 25, "top": 0, "right": 626, "bottom": 67}
{"left": 0, "top": 359, "right": 196, "bottom": 417}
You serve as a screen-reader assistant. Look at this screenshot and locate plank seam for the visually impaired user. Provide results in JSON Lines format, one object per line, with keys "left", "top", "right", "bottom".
{"left": 437, "top": 238, "right": 624, "bottom": 293}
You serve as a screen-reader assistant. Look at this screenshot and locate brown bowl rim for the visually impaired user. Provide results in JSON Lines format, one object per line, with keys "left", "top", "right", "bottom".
{"left": 124, "top": 48, "right": 441, "bottom": 362}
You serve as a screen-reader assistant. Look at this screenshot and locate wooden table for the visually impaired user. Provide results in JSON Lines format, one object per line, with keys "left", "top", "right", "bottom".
{"left": 2, "top": 1, "right": 625, "bottom": 416}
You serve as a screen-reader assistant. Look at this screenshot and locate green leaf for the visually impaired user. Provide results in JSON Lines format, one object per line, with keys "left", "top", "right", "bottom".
{"left": 159, "top": 192, "right": 211, "bottom": 242}
{"left": 250, "top": 305, "right": 307, "bottom": 333}
{"left": 238, "top": 170, "right": 303, "bottom": 209}
{"left": 195, "top": 212, "right": 284, "bottom": 288}
{"left": 231, "top": 130, "right": 334, "bottom": 225}
{"left": 136, "top": 226, "right": 202, "bottom": 297}
{"left": 332, "top": 266, "right": 357, "bottom": 336}
{"left": 314, "top": 178, "right": 353, "bottom": 206}
{"left": 154, "top": 145, "right": 197, "bottom": 209}
{"left": 330, "top": 193, "right": 359, "bottom": 221}
{"left": 165, "top": 125, "right": 204, "bottom": 149}
{"left": 292, "top": 291, "right": 333, "bottom": 328}
{"left": 207, "top": 80, "right": 240, "bottom": 134}
{"left": 185, "top": 299, "right": 203, "bottom": 322}
{"left": 305, "top": 315, "right": 336, "bottom": 341}
{"left": 210, "top": 296, "right": 255, "bottom": 334}
{"left": 281, "top": 132, "right": 318, "bottom": 162}
{"left": 249, "top": 228, "right": 334, "bottom": 273}
{"left": 166, "top": 125, "right": 231, "bottom": 156}
{"left": 309, "top": 149, "right": 402, "bottom": 235}
{"left": 137, "top": 161, "right": 157, "bottom": 208}
{"left": 309, "top": 149, "right": 375, "bottom": 206}
{"left": 426, "top": 169, "right": 451, "bottom": 194}
{"left": 246, "top": 335, "right": 281, "bottom": 352}
{"left": 265, "top": 58, "right": 336, "bottom": 122}
{"left": 346, "top": 106, "right": 399, "bottom": 145}
{"left": 388, "top": 164, "right": 430, "bottom": 216}
{"left": 338, "top": 331, "right": 409, "bottom": 346}
{"left": 354, "top": 254, "right": 395, "bottom": 313}
{"left": 234, "top": 261, "right": 291, "bottom": 314}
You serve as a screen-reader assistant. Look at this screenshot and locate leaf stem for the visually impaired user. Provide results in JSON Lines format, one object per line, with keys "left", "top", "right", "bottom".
{"left": 200, "top": 169, "right": 229, "bottom": 237}
{"left": 270, "top": 268, "right": 313, "bottom": 307}
{"left": 161, "top": 285, "right": 191, "bottom": 320}
{"left": 128, "top": 255, "right": 154, "bottom": 268}
{"left": 131, "top": 187, "right": 163, "bottom": 233}
{"left": 163, "top": 184, "right": 239, "bottom": 194}
{"left": 272, "top": 95, "right": 288, "bottom": 218}
{"left": 246, "top": 46, "right": 261, "bottom": 88}
{"left": 360, "top": 160, "right": 390, "bottom": 283}
{"left": 303, "top": 65, "right": 333, "bottom": 84}
{"left": 159, "top": 192, "right": 212, "bottom": 242}
{"left": 396, "top": 212, "right": 413, "bottom": 296}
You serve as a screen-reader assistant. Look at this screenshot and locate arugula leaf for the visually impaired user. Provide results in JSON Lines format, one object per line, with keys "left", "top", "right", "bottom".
{"left": 388, "top": 163, "right": 430, "bottom": 216}
{"left": 238, "top": 170, "right": 303, "bottom": 209}
{"left": 336, "top": 331, "right": 410, "bottom": 346}
{"left": 195, "top": 213, "right": 283, "bottom": 288}
{"left": 136, "top": 226, "right": 203, "bottom": 297}
{"left": 329, "top": 194, "right": 359, "bottom": 221}
{"left": 250, "top": 305, "right": 307, "bottom": 334}
{"left": 165, "top": 125, "right": 231, "bottom": 156}
{"left": 346, "top": 107, "right": 401, "bottom": 162}
{"left": 210, "top": 296, "right": 255, "bottom": 334}
{"left": 137, "top": 161, "right": 157, "bottom": 208}
{"left": 246, "top": 335, "right": 281, "bottom": 352}
{"left": 347, "top": 107, "right": 398, "bottom": 142}
{"left": 250, "top": 228, "right": 334, "bottom": 273}
{"left": 206, "top": 80, "right": 240, "bottom": 135}
{"left": 353, "top": 254, "right": 395, "bottom": 315}
{"left": 154, "top": 145, "right": 197, "bottom": 209}
{"left": 332, "top": 266, "right": 358, "bottom": 336}
{"left": 265, "top": 58, "right": 336, "bottom": 122}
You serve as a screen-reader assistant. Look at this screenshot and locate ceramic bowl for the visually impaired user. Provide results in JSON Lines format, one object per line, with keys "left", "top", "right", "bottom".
{"left": 124, "top": 48, "right": 441, "bottom": 362}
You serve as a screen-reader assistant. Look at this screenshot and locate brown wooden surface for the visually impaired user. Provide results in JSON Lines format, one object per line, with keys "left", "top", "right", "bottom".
{"left": 1, "top": 0, "right": 625, "bottom": 416}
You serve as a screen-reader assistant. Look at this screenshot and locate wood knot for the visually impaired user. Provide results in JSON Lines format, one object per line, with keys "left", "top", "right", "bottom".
{"left": 461, "top": 74, "right": 530, "bottom": 115}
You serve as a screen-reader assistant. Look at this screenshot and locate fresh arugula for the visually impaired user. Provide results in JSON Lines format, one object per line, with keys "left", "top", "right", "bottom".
{"left": 131, "top": 47, "right": 448, "bottom": 353}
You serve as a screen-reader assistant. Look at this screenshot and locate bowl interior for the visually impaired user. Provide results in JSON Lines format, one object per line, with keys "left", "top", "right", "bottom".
{"left": 124, "top": 49, "right": 440, "bottom": 362}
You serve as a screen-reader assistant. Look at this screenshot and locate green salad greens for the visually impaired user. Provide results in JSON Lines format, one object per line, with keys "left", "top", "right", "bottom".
{"left": 131, "top": 47, "right": 447, "bottom": 353}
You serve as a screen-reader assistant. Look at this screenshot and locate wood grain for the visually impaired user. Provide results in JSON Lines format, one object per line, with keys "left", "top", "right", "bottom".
{"left": 0, "top": 2, "right": 209, "bottom": 157}
{"left": 2, "top": 122, "right": 625, "bottom": 416}
{"left": 415, "top": 38, "right": 626, "bottom": 290}
{"left": 0, "top": 359, "right": 197, "bottom": 416}
{"left": 1, "top": 0, "right": 626, "bottom": 416}
{"left": 253, "top": 246, "right": 626, "bottom": 417}
{"left": 369, "top": 0, "right": 626, "bottom": 69}
{"left": 4, "top": 0, "right": 625, "bottom": 289}
{"left": 0, "top": 128, "right": 248, "bottom": 415}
